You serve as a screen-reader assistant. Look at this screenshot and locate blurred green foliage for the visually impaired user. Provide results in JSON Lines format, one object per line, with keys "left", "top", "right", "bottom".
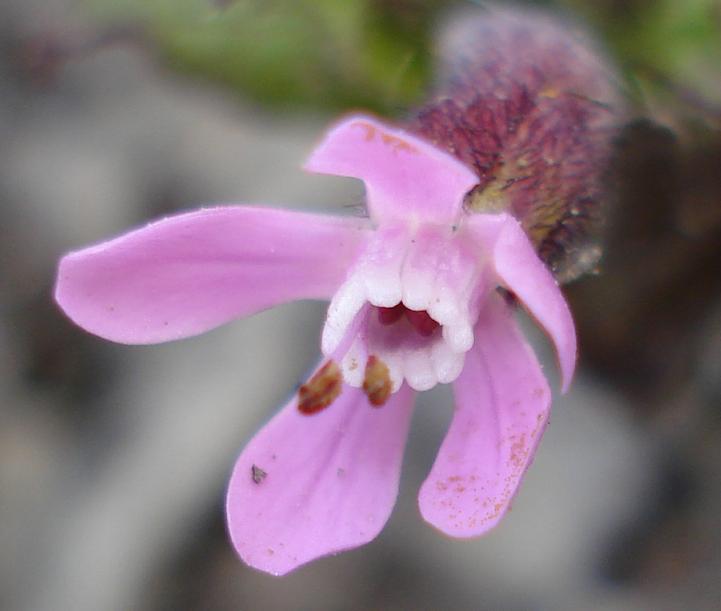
{"left": 565, "top": 0, "right": 721, "bottom": 125}
{"left": 567, "top": 0, "right": 721, "bottom": 75}
{"left": 82, "top": 0, "right": 453, "bottom": 114}
{"left": 83, "top": 0, "right": 721, "bottom": 123}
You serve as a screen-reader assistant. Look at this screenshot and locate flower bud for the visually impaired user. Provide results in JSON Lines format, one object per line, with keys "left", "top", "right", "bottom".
{"left": 410, "top": 6, "right": 626, "bottom": 283}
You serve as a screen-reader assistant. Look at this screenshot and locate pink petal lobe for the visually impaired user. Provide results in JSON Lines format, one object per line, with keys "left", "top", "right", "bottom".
{"left": 466, "top": 213, "right": 576, "bottom": 392}
{"left": 55, "top": 206, "right": 368, "bottom": 344}
{"left": 418, "top": 295, "right": 550, "bottom": 537}
{"left": 226, "top": 381, "right": 415, "bottom": 575}
{"left": 304, "top": 115, "right": 478, "bottom": 224}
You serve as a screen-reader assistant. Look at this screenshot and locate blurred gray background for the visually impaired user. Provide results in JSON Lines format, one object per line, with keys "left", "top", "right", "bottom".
{"left": 2, "top": 1, "right": 720, "bottom": 610}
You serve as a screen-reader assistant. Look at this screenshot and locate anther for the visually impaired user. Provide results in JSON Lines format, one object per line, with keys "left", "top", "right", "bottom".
{"left": 378, "top": 303, "right": 441, "bottom": 337}
{"left": 362, "top": 356, "right": 392, "bottom": 407}
{"left": 298, "top": 360, "right": 343, "bottom": 415}
{"left": 377, "top": 303, "right": 405, "bottom": 325}
{"left": 405, "top": 309, "right": 440, "bottom": 336}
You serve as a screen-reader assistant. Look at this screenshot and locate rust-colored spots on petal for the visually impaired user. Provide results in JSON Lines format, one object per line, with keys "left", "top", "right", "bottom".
{"left": 509, "top": 433, "right": 528, "bottom": 470}
{"left": 355, "top": 121, "right": 417, "bottom": 153}
{"left": 298, "top": 360, "right": 342, "bottom": 415}
{"left": 362, "top": 356, "right": 392, "bottom": 407}
{"left": 380, "top": 132, "right": 417, "bottom": 154}
{"left": 359, "top": 122, "right": 376, "bottom": 141}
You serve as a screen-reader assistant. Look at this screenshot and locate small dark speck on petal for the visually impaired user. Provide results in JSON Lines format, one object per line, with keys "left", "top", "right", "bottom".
{"left": 251, "top": 464, "right": 267, "bottom": 484}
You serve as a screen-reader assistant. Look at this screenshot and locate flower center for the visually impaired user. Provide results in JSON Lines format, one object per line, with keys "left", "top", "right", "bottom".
{"left": 377, "top": 303, "right": 440, "bottom": 337}
{"left": 320, "top": 223, "right": 485, "bottom": 398}
{"left": 332, "top": 296, "right": 471, "bottom": 396}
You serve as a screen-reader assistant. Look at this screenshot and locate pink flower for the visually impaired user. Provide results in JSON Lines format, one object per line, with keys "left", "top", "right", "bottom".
{"left": 55, "top": 115, "right": 575, "bottom": 575}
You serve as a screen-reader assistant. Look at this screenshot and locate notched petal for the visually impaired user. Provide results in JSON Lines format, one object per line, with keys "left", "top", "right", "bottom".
{"left": 226, "top": 383, "right": 416, "bottom": 575}
{"left": 465, "top": 213, "right": 576, "bottom": 392}
{"left": 419, "top": 296, "right": 551, "bottom": 537}
{"left": 304, "top": 114, "right": 478, "bottom": 224}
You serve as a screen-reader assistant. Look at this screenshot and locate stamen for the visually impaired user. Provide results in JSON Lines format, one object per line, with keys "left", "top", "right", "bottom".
{"left": 377, "top": 303, "right": 405, "bottom": 325}
{"left": 298, "top": 360, "right": 343, "bottom": 415}
{"left": 405, "top": 309, "right": 440, "bottom": 336}
{"left": 377, "top": 303, "right": 440, "bottom": 337}
{"left": 362, "top": 356, "right": 392, "bottom": 407}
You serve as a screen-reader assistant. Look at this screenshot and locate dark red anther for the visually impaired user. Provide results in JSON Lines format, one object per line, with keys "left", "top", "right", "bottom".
{"left": 378, "top": 303, "right": 406, "bottom": 325}
{"left": 405, "top": 309, "right": 440, "bottom": 336}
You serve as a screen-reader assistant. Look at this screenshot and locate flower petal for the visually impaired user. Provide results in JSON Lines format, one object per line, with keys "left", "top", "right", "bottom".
{"left": 226, "top": 380, "right": 415, "bottom": 575}
{"left": 418, "top": 295, "right": 550, "bottom": 537}
{"left": 55, "top": 206, "right": 368, "bottom": 344}
{"left": 466, "top": 213, "right": 576, "bottom": 391}
{"left": 321, "top": 224, "right": 408, "bottom": 356}
{"left": 304, "top": 115, "right": 478, "bottom": 224}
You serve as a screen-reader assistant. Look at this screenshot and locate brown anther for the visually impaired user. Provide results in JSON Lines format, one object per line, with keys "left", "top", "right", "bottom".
{"left": 362, "top": 356, "right": 392, "bottom": 407}
{"left": 298, "top": 360, "right": 342, "bottom": 415}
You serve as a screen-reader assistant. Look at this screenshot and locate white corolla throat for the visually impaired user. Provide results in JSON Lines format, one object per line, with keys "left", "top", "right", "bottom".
{"left": 321, "top": 223, "right": 487, "bottom": 395}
